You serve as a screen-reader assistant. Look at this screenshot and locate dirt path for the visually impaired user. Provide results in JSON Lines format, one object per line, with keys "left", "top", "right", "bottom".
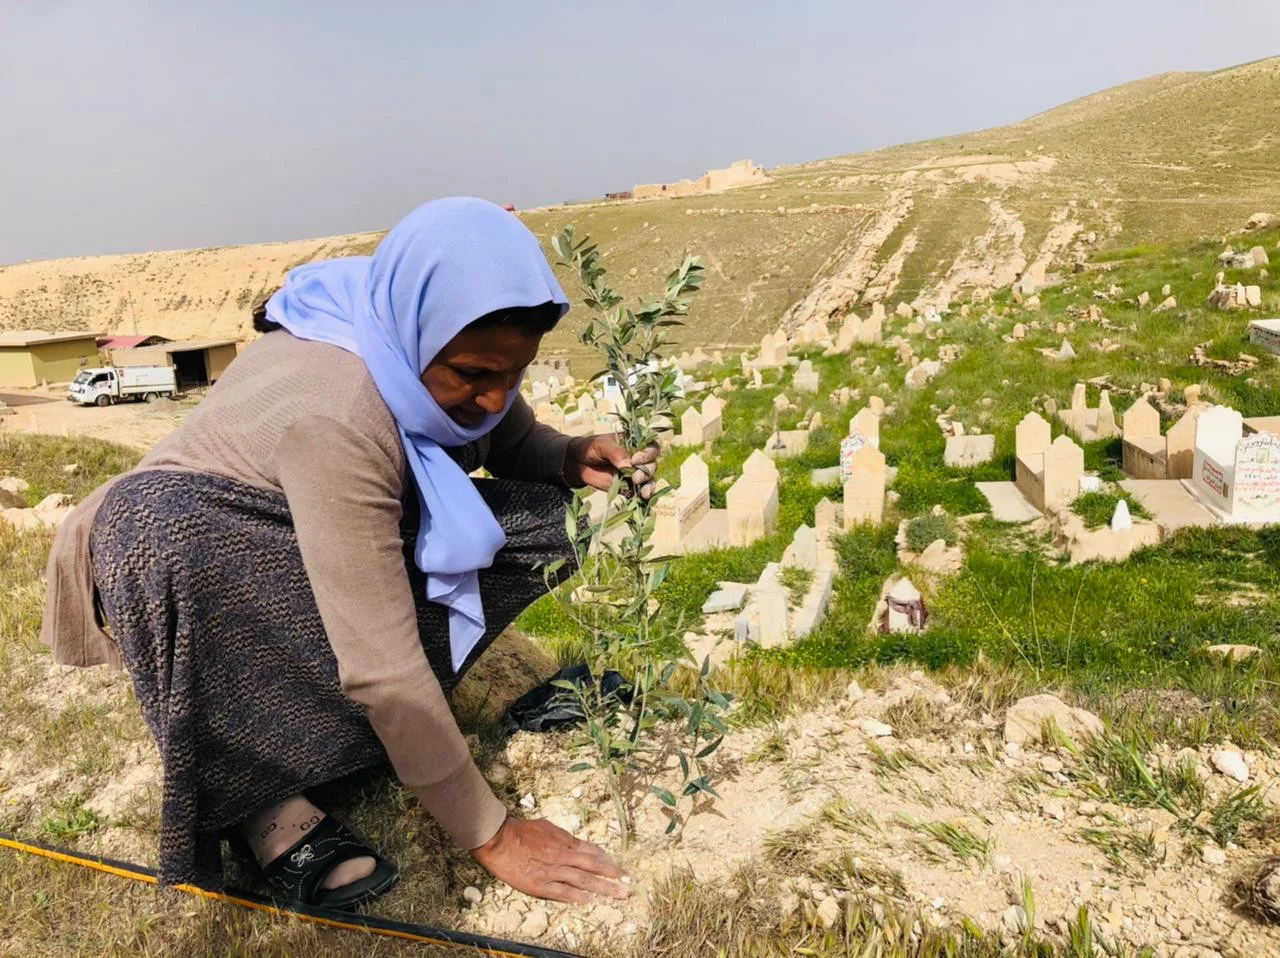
{"left": 920, "top": 199, "right": 1028, "bottom": 310}
{"left": 782, "top": 187, "right": 915, "bottom": 328}
{"left": 1, "top": 391, "right": 191, "bottom": 450}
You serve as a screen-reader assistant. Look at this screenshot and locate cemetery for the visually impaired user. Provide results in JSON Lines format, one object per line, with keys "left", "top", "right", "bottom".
{"left": 4, "top": 162, "right": 1280, "bottom": 958}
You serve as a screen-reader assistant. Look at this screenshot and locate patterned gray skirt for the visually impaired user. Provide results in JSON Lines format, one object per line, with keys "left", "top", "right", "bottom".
{"left": 89, "top": 469, "right": 573, "bottom": 887}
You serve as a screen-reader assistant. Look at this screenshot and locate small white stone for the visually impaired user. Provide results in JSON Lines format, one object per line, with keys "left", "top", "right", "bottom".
{"left": 1211, "top": 750, "right": 1249, "bottom": 783}
{"left": 462, "top": 885, "right": 483, "bottom": 905}
{"left": 931, "top": 897, "right": 946, "bottom": 910}
{"left": 1040, "top": 756, "right": 1064, "bottom": 774}
{"left": 816, "top": 896, "right": 841, "bottom": 929}
{"left": 519, "top": 908, "right": 550, "bottom": 938}
{"left": 844, "top": 680, "right": 866, "bottom": 703}
{"left": 858, "top": 718, "right": 894, "bottom": 738}
{"left": 553, "top": 813, "right": 583, "bottom": 834}
{"left": 1003, "top": 905, "right": 1027, "bottom": 933}
{"left": 519, "top": 793, "right": 538, "bottom": 810}
{"left": 1202, "top": 845, "right": 1227, "bottom": 866}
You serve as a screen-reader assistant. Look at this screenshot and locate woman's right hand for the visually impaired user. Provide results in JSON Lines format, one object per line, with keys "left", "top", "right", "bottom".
{"left": 470, "top": 816, "right": 631, "bottom": 904}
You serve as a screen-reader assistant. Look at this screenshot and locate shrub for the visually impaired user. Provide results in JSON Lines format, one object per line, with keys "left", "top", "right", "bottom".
{"left": 905, "top": 512, "right": 958, "bottom": 552}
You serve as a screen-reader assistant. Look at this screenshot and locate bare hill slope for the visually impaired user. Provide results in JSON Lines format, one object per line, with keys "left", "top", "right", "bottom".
{"left": 2, "top": 57, "right": 1277, "bottom": 361}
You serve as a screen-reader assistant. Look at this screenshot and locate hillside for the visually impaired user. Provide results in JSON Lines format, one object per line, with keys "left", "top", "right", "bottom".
{"left": 2, "top": 57, "right": 1278, "bottom": 365}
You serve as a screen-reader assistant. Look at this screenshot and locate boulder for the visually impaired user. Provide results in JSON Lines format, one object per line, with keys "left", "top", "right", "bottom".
{"left": 1004, "top": 694, "right": 1103, "bottom": 747}
{"left": 1246, "top": 212, "right": 1273, "bottom": 230}
{"left": 916, "top": 538, "right": 963, "bottom": 575}
{"left": 857, "top": 718, "right": 894, "bottom": 738}
{"left": 904, "top": 361, "right": 941, "bottom": 389}
{"left": 35, "top": 493, "right": 73, "bottom": 514}
{"left": 0, "top": 477, "right": 28, "bottom": 510}
{"left": 1153, "top": 295, "right": 1177, "bottom": 313}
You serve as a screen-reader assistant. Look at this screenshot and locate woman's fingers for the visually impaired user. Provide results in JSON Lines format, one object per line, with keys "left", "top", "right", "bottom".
{"left": 630, "top": 444, "right": 661, "bottom": 499}
{"left": 472, "top": 818, "right": 632, "bottom": 904}
{"left": 538, "top": 880, "right": 595, "bottom": 905}
{"left": 561, "top": 838, "right": 626, "bottom": 878}
{"left": 546, "top": 865, "right": 630, "bottom": 900}
{"left": 630, "top": 444, "right": 660, "bottom": 467}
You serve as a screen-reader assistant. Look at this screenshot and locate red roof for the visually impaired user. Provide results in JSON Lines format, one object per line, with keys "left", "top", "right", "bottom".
{"left": 98, "top": 335, "right": 160, "bottom": 350}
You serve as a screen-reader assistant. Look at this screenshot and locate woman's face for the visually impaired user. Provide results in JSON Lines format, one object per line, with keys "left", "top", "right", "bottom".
{"left": 421, "top": 323, "right": 542, "bottom": 428}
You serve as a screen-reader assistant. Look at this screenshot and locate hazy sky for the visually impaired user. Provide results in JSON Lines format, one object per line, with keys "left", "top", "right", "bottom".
{"left": 2, "top": 1, "right": 1277, "bottom": 263}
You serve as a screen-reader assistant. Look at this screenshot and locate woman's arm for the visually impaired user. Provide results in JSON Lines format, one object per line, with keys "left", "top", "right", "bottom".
{"left": 487, "top": 395, "right": 658, "bottom": 496}
{"left": 484, "top": 395, "right": 571, "bottom": 482}
{"left": 274, "top": 414, "right": 628, "bottom": 902}
{"left": 275, "top": 414, "right": 506, "bottom": 849}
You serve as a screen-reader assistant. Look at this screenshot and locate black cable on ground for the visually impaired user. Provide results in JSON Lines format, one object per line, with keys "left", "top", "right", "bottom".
{"left": 0, "top": 832, "right": 585, "bottom": 958}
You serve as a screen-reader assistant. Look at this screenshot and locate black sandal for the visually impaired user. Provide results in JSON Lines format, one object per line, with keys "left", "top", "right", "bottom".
{"left": 236, "top": 816, "right": 400, "bottom": 911}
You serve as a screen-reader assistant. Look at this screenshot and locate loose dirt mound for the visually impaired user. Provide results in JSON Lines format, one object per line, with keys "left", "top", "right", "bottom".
{"left": 457, "top": 669, "right": 1279, "bottom": 955}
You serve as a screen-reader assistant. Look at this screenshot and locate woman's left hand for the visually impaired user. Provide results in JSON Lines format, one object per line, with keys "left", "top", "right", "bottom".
{"left": 564, "top": 435, "right": 659, "bottom": 498}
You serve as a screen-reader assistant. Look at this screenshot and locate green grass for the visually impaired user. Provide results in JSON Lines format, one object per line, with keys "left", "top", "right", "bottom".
{"left": 35, "top": 796, "right": 103, "bottom": 843}
{"left": 778, "top": 566, "right": 812, "bottom": 605}
{"left": 904, "top": 511, "right": 958, "bottom": 551}
{"left": 1072, "top": 490, "right": 1151, "bottom": 528}
{"left": 0, "top": 433, "right": 141, "bottom": 506}
{"left": 1077, "top": 825, "right": 1164, "bottom": 877}
{"left": 898, "top": 816, "right": 992, "bottom": 866}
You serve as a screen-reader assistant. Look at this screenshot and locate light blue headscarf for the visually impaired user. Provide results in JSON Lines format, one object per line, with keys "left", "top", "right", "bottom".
{"left": 266, "top": 197, "right": 569, "bottom": 671}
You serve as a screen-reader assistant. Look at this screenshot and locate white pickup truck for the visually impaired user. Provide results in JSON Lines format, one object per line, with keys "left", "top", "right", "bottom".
{"left": 68, "top": 366, "right": 178, "bottom": 407}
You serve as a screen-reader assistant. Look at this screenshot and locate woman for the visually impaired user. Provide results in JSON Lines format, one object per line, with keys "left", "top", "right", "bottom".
{"left": 41, "top": 198, "right": 652, "bottom": 910}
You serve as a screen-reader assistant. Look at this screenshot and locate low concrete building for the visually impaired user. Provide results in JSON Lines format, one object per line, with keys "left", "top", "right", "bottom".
{"left": 97, "top": 334, "right": 171, "bottom": 352}
{"left": 0, "top": 329, "right": 102, "bottom": 388}
{"left": 111, "top": 339, "right": 238, "bottom": 388}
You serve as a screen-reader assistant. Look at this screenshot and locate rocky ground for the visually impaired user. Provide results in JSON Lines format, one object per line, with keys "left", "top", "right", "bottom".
{"left": 455, "top": 667, "right": 1278, "bottom": 957}
{"left": 8, "top": 632, "right": 1280, "bottom": 956}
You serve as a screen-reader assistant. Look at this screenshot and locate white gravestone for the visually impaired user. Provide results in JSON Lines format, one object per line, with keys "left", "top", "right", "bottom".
{"left": 1233, "top": 433, "right": 1280, "bottom": 521}
{"left": 793, "top": 360, "right": 820, "bottom": 394}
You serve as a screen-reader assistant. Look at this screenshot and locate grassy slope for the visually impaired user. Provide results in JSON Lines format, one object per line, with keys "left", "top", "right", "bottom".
{"left": 522, "top": 58, "right": 1280, "bottom": 364}
{"left": 520, "top": 221, "right": 1280, "bottom": 746}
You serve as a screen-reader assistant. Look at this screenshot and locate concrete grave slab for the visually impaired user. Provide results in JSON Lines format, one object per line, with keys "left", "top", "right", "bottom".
{"left": 1119, "top": 480, "right": 1217, "bottom": 531}
{"left": 1248, "top": 319, "right": 1280, "bottom": 355}
{"left": 975, "top": 481, "right": 1041, "bottom": 522}
{"left": 702, "top": 583, "right": 750, "bottom": 615}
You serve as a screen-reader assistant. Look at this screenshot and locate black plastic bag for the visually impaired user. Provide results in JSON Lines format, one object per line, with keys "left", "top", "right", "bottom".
{"left": 503, "top": 664, "right": 631, "bottom": 734}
